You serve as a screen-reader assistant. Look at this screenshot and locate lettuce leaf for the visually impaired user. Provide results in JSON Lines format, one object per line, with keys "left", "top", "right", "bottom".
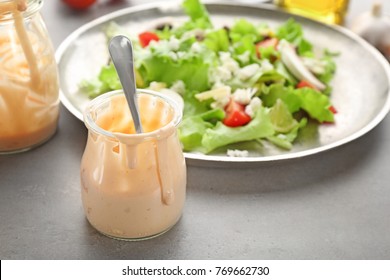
{"left": 230, "top": 19, "right": 258, "bottom": 40}
{"left": 79, "top": 63, "right": 121, "bottom": 98}
{"left": 262, "top": 85, "right": 334, "bottom": 123}
{"left": 137, "top": 37, "right": 216, "bottom": 92}
{"left": 267, "top": 118, "right": 307, "bottom": 150}
{"left": 276, "top": 18, "right": 313, "bottom": 55}
{"left": 204, "top": 28, "right": 230, "bottom": 52}
{"left": 256, "top": 46, "right": 279, "bottom": 61}
{"left": 201, "top": 107, "right": 275, "bottom": 153}
{"left": 232, "top": 34, "right": 257, "bottom": 57}
{"left": 296, "top": 88, "right": 334, "bottom": 122}
{"left": 183, "top": 0, "right": 212, "bottom": 27}
{"left": 261, "top": 84, "right": 301, "bottom": 113}
{"left": 318, "top": 49, "right": 337, "bottom": 85}
{"left": 269, "top": 98, "right": 298, "bottom": 133}
{"left": 179, "top": 109, "right": 225, "bottom": 151}
{"left": 162, "top": 0, "right": 213, "bottom": 38}
{"left": 182, "top": 90, "right": 211, "bottom": 117}
{"left": 138, "top": 55, "right": 210, "bottom": 92}
{"left": 229, "top": 19, "right": 262, "bottom": 59}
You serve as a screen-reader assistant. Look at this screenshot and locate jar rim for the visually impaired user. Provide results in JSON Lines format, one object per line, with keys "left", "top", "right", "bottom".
{"left": 0, "top": 0, "right": 43, "bottom": 22}
{"left": 84, "top": 89, "right": 183, "bottom": 140}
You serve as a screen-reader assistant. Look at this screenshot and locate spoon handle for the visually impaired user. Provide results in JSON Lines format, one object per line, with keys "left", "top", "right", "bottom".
{"left": 109, "top": 35, "right": 143, "bottom": 134}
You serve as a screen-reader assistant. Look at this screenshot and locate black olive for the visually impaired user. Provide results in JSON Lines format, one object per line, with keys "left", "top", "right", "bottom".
{"left": 155, "top": 23, "right": 173, "bottom": 31}
{"left": 195, "top": 34, "right": 205, "bottom": 41}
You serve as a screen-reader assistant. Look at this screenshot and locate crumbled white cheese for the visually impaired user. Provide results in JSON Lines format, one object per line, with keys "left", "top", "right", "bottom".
{"left": 170, "top": 80, "right": 186, "bottom": 95}
{"left": 168, "top": 36, "right": 180, "bottom": 51}
{"left": 208, "top": 65, "right": 232, "bottom": 88}
{"left": 227, "top": 149, "right": 249, "bottom": 157}
{"left": 167, "top": 51, "right": 178, "bottom": 61}
{"left": 148, "top": 40, "right": 159, "bottom": 48}
{"left": 233, "top": 88, "right": 257, "bottom": 105}
{"left": 211, "top": 81, "right": 226, "bottom": 90}
{"left": 219, "top": 52, "right": 240, "bottom": 73}
{"left": 211, "top": 95, "right": 230, "bottom": 109}
{"left": 224, "top": 59, "right": 240, "bottom": 74}
{"left": 237, "top": 51, "right": 250, "bottom": 64}
{"left": 238, "top": 64, "right": 261, "bottom": 80}
{"left": 216, "top": 66, "right": 232, "bottom": 82}
{"left": 190, "top": 41, "right": 202, "bottom": 53}
{"left": 176, "top": 51, "right": 186, "bottom": 59}
{"left": 260, "top": 59, "right": 274, "bottom": 72}
{"left": 195, "top": 86, "right": 231, "bottom": 109}
{"left": 245, "top": 97, "right": 262, "bottom": 118}
{"left": 149, "top": 81, "right": 167, "bottom": 91}
{"left": 219, "top": 51, "right": 231, "bottom": 61}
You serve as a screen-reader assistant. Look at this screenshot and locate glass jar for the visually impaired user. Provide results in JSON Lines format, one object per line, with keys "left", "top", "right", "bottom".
{"left": 0, "top": 0, "right": 59, "bottom": 154}
{"left": 81, "top": 89, "right": 186, "bottom": 240}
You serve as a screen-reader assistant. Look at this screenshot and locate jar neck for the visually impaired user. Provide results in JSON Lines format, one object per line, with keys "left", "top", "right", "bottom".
{"left": 84, "top": 90, "right": 182, "bottom": 144}
{"left": 0, "top": 0, "right": 43, "bottom": 22}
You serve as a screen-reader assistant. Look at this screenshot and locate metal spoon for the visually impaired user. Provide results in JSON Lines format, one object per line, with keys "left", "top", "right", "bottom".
{"left": 109, "top": 35, "right": 143, "bottom": 133}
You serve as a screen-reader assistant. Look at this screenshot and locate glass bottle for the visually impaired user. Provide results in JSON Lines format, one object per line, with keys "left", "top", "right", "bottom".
{"left": 81, "top": 89, "right": 186, "bottom": 240}
{"left": 0, "top": 0, "right": 59, "bottom": 153}
{"left": 274, "top": 0, "right": 350, "bottom": 25}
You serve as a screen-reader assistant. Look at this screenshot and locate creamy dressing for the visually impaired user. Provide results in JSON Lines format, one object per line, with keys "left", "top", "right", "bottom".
{"left": 96, "top": 94, "right": 173, "bottom": 134}
{"left": 81, "top": 93, "right": 186, "bottom": 239}
{"left": 0, "top": 0, "right": 59, "bottom": 152}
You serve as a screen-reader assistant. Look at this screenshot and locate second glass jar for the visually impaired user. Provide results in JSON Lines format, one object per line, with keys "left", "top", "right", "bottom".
{"left": 0, "top": 0, "right": 59, "bottom": 154}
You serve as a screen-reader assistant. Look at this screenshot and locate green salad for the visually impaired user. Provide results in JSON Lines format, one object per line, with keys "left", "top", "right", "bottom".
{"left": 80, "top": 0, "right": 337, "bottom": 155}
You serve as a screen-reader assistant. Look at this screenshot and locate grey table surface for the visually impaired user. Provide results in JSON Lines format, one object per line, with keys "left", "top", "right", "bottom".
{"left": 1, "top": 0, "right": 390, "bottom": 260}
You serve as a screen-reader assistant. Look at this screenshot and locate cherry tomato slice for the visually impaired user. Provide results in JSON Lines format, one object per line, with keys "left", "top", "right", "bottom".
{"left": 138, "top": 32, "right": 159, "bottom": 48}
{"left": 296, "top": 80, "right": 318, "bottom": 90}
{"left": 223, "top": 100, "right": 252, "bottom": 127}
{"left": 62, "top": 0, "right": 97, "bottom": 9}
{"left": 329, "top": 105, "right": 337, "bottom": 114}
{"left": 255, "top": 37, "right": 279, "bottom": 58}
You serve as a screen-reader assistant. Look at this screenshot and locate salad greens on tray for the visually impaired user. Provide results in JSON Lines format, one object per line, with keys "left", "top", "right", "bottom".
{"left": 80, "top": 0, "right": 337, "bottom": 156}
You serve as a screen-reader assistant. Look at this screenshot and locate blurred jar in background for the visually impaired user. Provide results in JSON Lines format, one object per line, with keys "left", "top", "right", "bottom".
{"left": 0, "top": 0, "right": 59, "bottom": 154}
{"left": 274, "top": 0, "right": 350, "bottom": 25}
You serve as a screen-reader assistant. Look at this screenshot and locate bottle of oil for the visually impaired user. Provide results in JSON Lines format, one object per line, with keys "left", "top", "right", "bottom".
{"left": 274, "top": 0, "right": 350, "bottom": 25}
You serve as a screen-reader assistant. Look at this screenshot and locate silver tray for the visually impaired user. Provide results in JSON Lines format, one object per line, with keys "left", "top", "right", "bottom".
{"left": 56, "top": 1, "right": 390, "bottom": 166}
